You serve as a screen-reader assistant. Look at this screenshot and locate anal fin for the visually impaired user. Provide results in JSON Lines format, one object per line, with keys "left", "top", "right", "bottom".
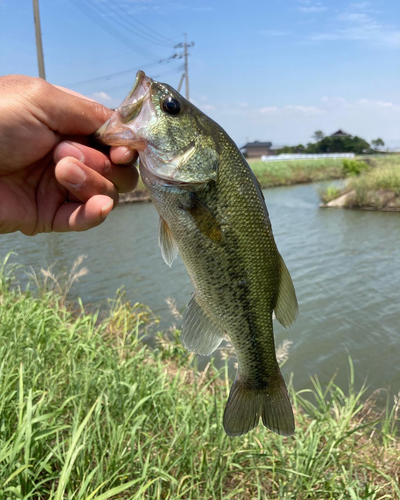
{"left": 158, "top": 217, "right": 179, "bottom": 267}
{"left": 182, "top": 295, "right": 225, "bottom": 356}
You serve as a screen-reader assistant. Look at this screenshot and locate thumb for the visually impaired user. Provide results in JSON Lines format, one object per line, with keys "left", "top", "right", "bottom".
{"left": 43, "top": 85, "right": 112, "bottom": 135}
{"left": 32, "top": 79, "right": 113, "bottom": 136}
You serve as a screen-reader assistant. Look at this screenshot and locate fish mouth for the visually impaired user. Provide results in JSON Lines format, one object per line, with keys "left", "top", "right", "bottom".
{"left": 94, "top": 70, "right": 153, "bottom": 149}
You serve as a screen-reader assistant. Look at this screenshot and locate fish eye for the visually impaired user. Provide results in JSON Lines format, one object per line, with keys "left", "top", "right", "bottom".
{"left": 162, "top": 96, "right": 181, "bottom": 115}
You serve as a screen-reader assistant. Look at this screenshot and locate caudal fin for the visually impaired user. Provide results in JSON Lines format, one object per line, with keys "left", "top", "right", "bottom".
{"left": 223, "top": 372, "right": 295, "bottom": 437}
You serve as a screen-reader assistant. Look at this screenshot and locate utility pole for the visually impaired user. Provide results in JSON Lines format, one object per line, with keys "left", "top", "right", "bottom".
{"left": 177, "top": 73, "right": 185, "bottom": 93}
{"left": 184, "top": 33, "right": 189, "bottom": 101}
{"left": 170, "top": 35, "right": 194, "bottom": 99}
{"left": 32, "top": 0, "right": 46, "bottom": 80}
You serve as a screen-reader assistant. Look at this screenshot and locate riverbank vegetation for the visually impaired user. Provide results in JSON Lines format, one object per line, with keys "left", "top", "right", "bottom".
{"left": 249, "top": 154, "right": 400, "bottom": 190}
{"left": 119, "top": 155, "right": 400, "bottom": 203}
{"left": 249, "top": 157, "right": 344, "bottom": 187}
{"left": 272, "top": 130, "right": 384, "bottom": 156}
{"left": 320, "top": 157, "right": 400, "bottom": 211}
{"left": 0, "top": 258, "right": 399, "bottom": 499}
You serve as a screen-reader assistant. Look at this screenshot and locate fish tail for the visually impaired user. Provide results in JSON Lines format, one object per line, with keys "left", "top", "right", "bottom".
{"left": 223, "top": 371, "right": 295, "bottom": 437}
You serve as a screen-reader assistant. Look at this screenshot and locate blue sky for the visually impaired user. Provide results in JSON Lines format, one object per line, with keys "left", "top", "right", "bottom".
{"left": 1, "top": 0, "right": 400, "bottom": 147}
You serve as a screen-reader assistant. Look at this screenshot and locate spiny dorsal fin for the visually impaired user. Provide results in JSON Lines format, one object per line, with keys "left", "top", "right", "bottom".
{"left": 274, "top": 253, "right": 298, "bottom": 328}
{"left": 184, "top": 194, "right": 223, "bottom": 243}
{"left": 158, "top": 217, "right": 179, "bottom": 267}
{"left": 182, "top": 294, "right": 225, "bottom": 356}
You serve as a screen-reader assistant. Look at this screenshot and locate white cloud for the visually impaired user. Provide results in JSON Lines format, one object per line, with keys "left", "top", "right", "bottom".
{"left": 237, "top": 102, "right": 249, "bottom": 108}
{"left": 87, "top": 91, "right": 121, "bottom": 108}
{"left": 201, "top": 104, "right": 216, "bottom": 111}
{"left": 219, "top": 95, "right": 400, "bottom": 146}
{"left": 259, "top": 104, "right": 323, "bottom": 116}
{"left": 298, "top": 5, "right": 327, "bottom": 12}
{"left": 285, "top": 105, "right": 324, "bottom": 116}
{"left": 260, "top": 107, "right": 279, "bottom": 114}
{"left": 297, "top": 1, "right": 327, "bottom": 13}
{"left": 321, "top": 96, "right": 351, "bottom": 108}
{"left": 357, "top": 99, "right": 400, "bottom": 111}
{"left": 309, "top": 3, "right": 400, "bottom": 47}
{"left": 90, "top": 91, "right": 112, "bottom": 102}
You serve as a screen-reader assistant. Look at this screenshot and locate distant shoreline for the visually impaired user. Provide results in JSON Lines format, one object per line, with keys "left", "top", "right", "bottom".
{"left": 319, "top": 156, "right": 400, "bottom": 212}
{"left": 118, "top": 157, "right": 346, "bottom": 204}
{"left": 321, "top": 189, "right": 400, "bottom": 212}
{"left": 118, "top": 154, "right": 400, "bottom": 208}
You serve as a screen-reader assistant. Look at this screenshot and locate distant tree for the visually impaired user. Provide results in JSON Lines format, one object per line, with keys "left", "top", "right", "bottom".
{"left": 305, "top": 135, "right": 370, "bottom": 154}
{"left": 306, "top": 142, "right": 317, "bottom": 153}
{"left": 276, "top": 145, "right": 295, "bottom": 154}
{"left": 294, "top": 144, "right": 305, "bottom": 153}
{"left": 371, "top": 138, "right": 385, "bottom": 149}
{"left": 313, "top": 130, "right": 325, "bottom": 142}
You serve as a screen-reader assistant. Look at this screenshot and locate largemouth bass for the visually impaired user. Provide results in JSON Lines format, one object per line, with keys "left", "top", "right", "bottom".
{"left": 96, "top": 71, "right": 298, "bottom": 436}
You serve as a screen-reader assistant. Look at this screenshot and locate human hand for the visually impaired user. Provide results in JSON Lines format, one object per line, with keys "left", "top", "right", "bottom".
{"left": 0, "top": 75, "right": 138, "bottom": 235}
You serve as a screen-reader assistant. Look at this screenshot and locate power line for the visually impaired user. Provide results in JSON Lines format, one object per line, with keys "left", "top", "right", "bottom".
{"left": 67, "top": 61, "right": 163, "bottom": 87}
{"left": 82, "top": 0, "right": 162, "bottom": 58}
{"left": 69, "top": 0, "right": 160, "bottom": 61}
{"left": 107, "top": 0, "right": 175, "bottom": 47}
{"left": 84, "top": 0, "right": 173, "bottom": 50}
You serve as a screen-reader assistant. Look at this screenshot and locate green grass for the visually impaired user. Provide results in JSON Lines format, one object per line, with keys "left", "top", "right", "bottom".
{"left": 320, "top": 159, "right": 400, "bottom": 210}
{"left": 318, "top": 185, "right": 342, "bottom": 204}
{"left": 122, "top": 155, "right": 400, "bottom": 203}
{"left": 350, "top": 163, "right": 400, "bottom": 199}
{"left": 248, "top": 158, "right": 345, "bottom": 187}
{"left": 0, "top": 257, "right": 399, "bottom": 498}
{"left": 249, "top": 154, "right": 400, "bottom": 189}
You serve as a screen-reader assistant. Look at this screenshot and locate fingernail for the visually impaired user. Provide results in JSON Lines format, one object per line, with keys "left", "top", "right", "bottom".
{"left": 61, "top": 161, "right": 86, "bottom": 186}
{"left": 116, "top": 149, "right": 135, "bottom": 164}
{"left": 101, "top": 199, "right": 114, "bottom": 219}
{"left": 55, "top": 142, "right": 85, "bottom": 162}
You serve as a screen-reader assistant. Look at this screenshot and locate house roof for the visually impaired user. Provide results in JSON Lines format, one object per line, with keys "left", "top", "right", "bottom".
{"left": 241, "top": 141, "right": 272, "bottom": 149}
{"left": 330, "top": 129, "right": 352, "bottom": 137}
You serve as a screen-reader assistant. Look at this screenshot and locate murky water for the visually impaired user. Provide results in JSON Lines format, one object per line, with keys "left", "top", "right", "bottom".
{"left": 2, "top": 182, "right": 399, "bottom": 395}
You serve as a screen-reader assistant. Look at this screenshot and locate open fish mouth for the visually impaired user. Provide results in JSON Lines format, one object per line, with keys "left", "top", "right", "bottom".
{"left": 94, "top": 70, "right": 153, "bottom": 148}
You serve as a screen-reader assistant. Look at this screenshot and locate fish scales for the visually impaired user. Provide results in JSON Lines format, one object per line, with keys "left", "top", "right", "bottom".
{"left": 96, "top": 71, "right": 299, "bottom": 437}
{"left": 143, "top": 145, "right": 279, "bottom": 378}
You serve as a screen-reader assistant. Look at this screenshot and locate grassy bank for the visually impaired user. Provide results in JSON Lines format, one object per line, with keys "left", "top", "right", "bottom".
{"left": 0, "top": 261, "right": 399, "bottom": 498}
{"left": 249, "top": 154, "right": 400, "bottom": 189}
{"left": 120, "top": 157, "right": 346, "bottom": 203}
{"left": 120, "top": 156, "right": 400, "bottom": 204}
{"left": 248, "top": 158, "right": 345, "bottom": 187}
{"left": 320, "top": 159, "right": 400, "bottom": 210}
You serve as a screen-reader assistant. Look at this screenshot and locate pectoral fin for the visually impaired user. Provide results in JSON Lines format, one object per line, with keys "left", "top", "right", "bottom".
{"left": 274, "top": 253, "right": 298, "bottom": 328}
{"left": 184, "top": 194, "right": 223, "bottom": 243}
{"left": 182, "top": 295, "right": 225, "bottom": 356}
{"left": 158, "top": 217, "right": 179, "bottom": 267}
